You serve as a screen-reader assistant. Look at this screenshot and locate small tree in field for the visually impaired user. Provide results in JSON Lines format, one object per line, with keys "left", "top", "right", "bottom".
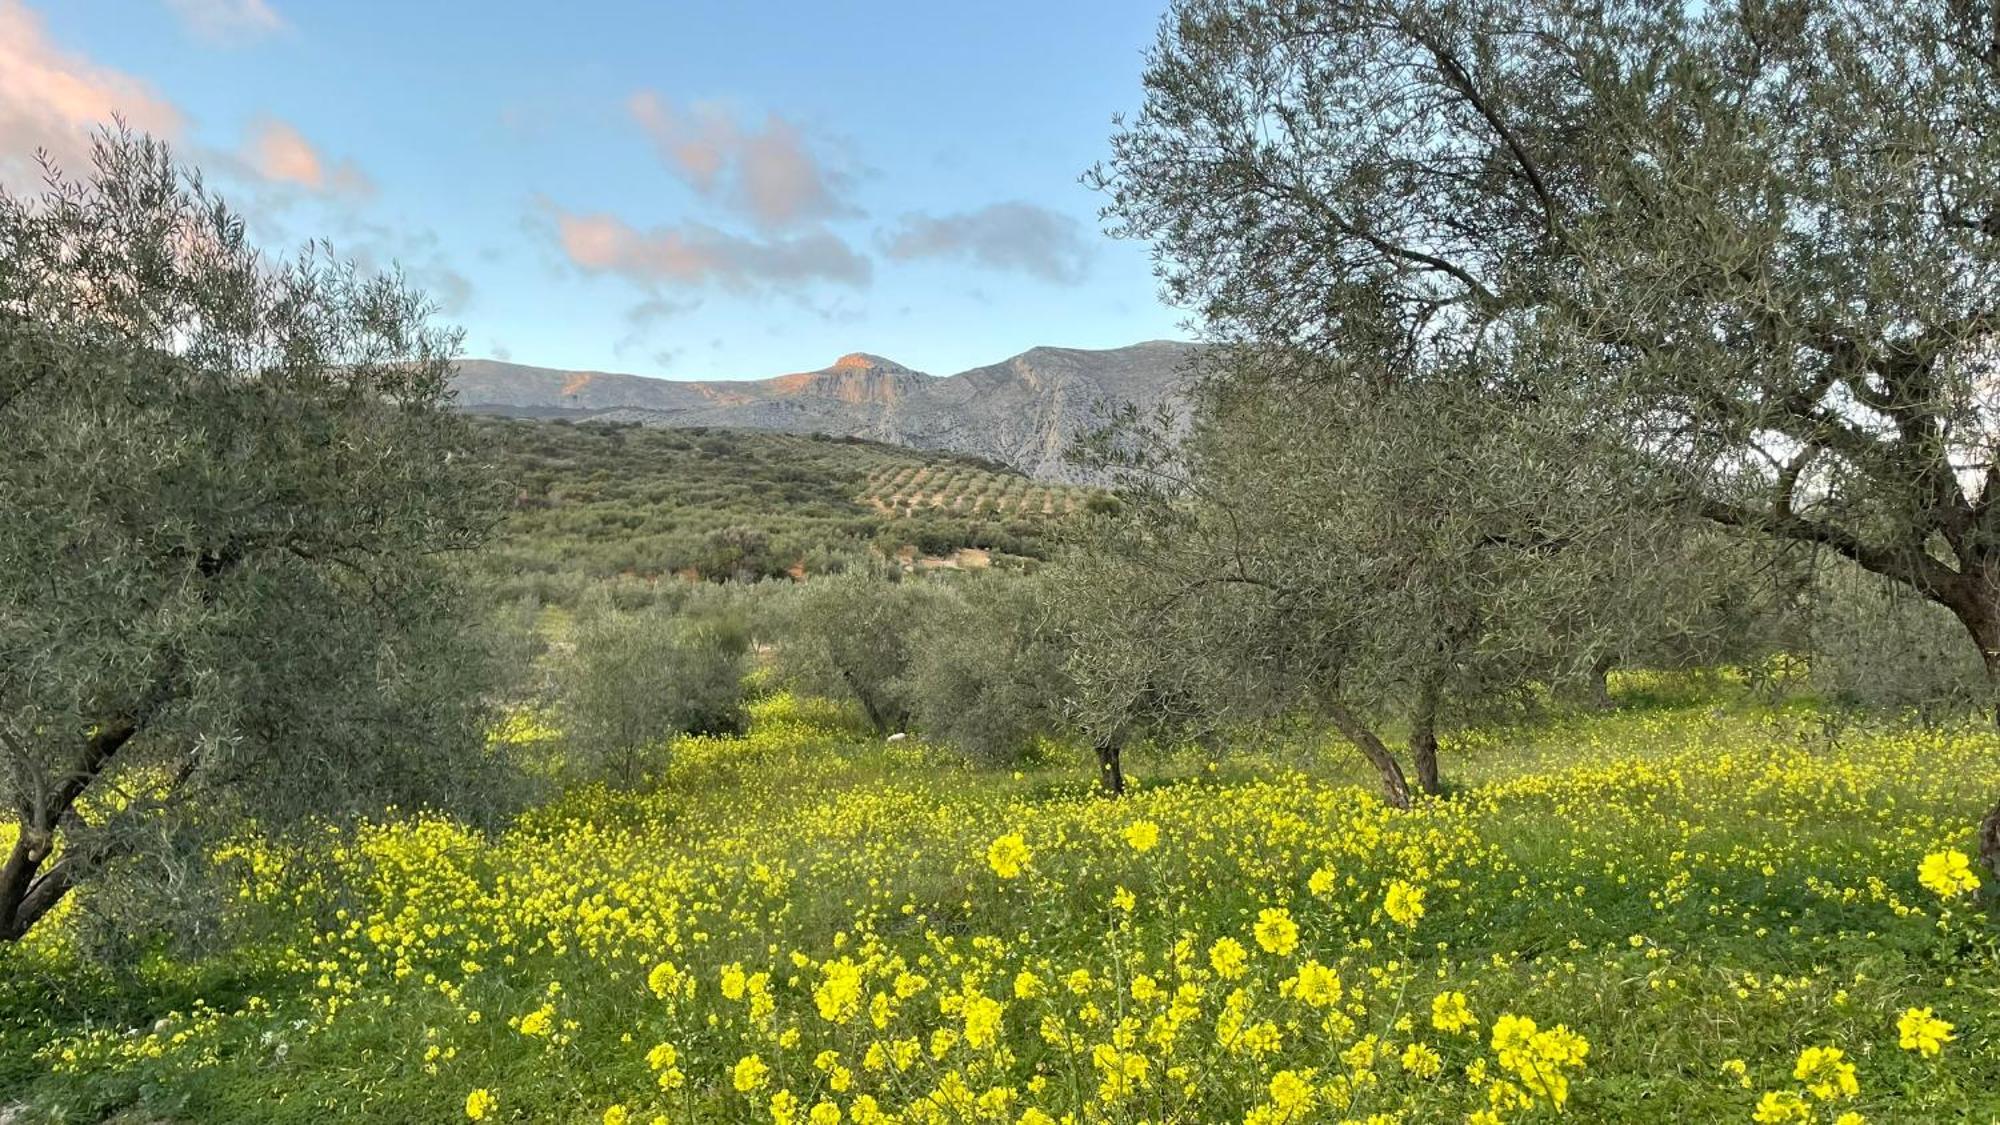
{"left": 0, "top": 132, "right": 508, "bottom": 943}
{"left": 556, "top": 597, "right": 751, "bottom": 783}
{"left": 771, "top": 574, "right": 944, "bottom": 736}
{"left": 902, "top": 574, "right": 1074, "bottom": 764}
{"left": 1096, "top": 0, "right": 2000, "bottom": 871}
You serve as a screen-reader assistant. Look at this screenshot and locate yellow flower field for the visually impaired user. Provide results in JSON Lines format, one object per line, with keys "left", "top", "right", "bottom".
{"left": 3, "top": 692, "right": 1996, "bottom": 1122}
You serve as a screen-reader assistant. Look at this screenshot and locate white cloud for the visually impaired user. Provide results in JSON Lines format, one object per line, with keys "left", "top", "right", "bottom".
{"left": 551, "top": 204, "right": 872, "bottom": 293}
{"left": 244, "top": 116, "right": 373, "bottom": 198}
{"left": 0, "top": 0, "right": 184, "bottom": 184}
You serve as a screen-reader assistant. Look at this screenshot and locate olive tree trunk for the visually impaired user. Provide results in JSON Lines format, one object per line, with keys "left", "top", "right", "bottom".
{"left": 1586, "top": 654, "right": 1616, "bottom": 711}
{"left": 1408, "top": 676, "right": 1443, "bottom": 797}
{"left": 1326, "top": 701, "right": 1412, "bottom": 811}
{"left": 1937, "top": 584, "right": 2000, "bottom": 881}
{"left": 1094, "top": 741, "right": 1126, "bottom": 797}
{"left": 0, "top": 718, "right": 142, "bottom": 941}
{"left": 0, "top": 828, "right": 76, "bottom": 943}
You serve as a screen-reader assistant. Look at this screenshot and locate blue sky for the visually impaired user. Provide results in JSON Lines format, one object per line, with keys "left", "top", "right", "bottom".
{"left": 4, "top": 0, "right": 1189, "bottom": 378}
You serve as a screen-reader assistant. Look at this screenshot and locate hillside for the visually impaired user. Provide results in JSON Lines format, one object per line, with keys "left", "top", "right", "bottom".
{"left": 471, "top": 416, "right": 1096, "bottom": 605}
{"left": 453, "top": 340, "right": 1198, "bottom": 482}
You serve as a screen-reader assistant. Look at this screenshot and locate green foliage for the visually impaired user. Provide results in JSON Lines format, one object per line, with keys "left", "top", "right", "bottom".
{"left": 555, "top": 595, "right": 753, "bottom": 784}
{"left": 470, "top": 419, "right": 1080, "bottom": 606}
{"left": 766, "top": 574, "right": 951, "bottom": 736}
{"left": 1093, "top": 0, "right": 2000, "bottom": 855}
{"left": 1064, "top": 358, "right": 1729, "bottom": 802}
{"left": 1806, "top": 559, "right": 1991, "bottom": 720}
{"left": 0, "top": 130, "right": 518, "bottom": 944}
{"left": 900, "top": 574, "right": 1075, "bottom": 762}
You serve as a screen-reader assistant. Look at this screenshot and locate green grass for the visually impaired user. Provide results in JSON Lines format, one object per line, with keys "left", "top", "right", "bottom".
{"left": 3, "top": 682, "right": 1996, "bottom": 1122}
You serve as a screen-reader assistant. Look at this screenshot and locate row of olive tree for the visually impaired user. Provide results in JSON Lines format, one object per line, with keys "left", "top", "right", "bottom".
{"left": 1091, "top": 0, "right": 2000, "bottom": 872}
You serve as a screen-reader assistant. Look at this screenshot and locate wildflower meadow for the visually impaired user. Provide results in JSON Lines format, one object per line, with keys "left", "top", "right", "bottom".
{"left": 4, "top": 687, "right": 1995, "bottom": 1123}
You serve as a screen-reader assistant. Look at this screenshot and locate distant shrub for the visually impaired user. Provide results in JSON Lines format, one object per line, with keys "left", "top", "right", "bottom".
{"left": 556, "top": 599, "right": 752, "bottom": 782}
{"left": 768, "top": 575, "right": 950, "bottom": 735}
{"left": 902, "top": 575, "right": 1073, "bottom": 761}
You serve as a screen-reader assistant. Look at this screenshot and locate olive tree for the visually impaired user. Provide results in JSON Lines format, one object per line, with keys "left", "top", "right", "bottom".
{"left": 555, "top": 594, "right": 752, "bottom": 783}
{"left": 1071, "top": 353, "right": 1670, "bottom": 806}
{"left": 900, "top": 574, "right": 1073, "bottom": 764}
{"left": 1095, "top": 0, "right": 2000, "bottom": 868}
{"left": 770, "top": 574, "right": 947, "bottom": 736}
{"left": 0, "top": 132, "right": 509, "bottom": 943}
{"left": 1054, "top": 539, "right": 1243, "bottom": 796}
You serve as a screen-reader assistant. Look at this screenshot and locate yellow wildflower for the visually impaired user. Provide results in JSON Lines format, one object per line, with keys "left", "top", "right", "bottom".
{"left": 1897, "top": 1007, "right": 1954, "bottom": 1057}
{"left": 1122, "top": 820, "right": 1160, "bottom": 852}
{"left": 1384, "top": 880, "right": 1426, "bottom": 928}
{"left": 1253, "top": 907, "right": 1299, "bottom": 956}
{"left": 1917, "top": 850, "right": 1980, "bottom": 899}
{"left": 987, "top": 833, "right": 1031, "bottom": 879}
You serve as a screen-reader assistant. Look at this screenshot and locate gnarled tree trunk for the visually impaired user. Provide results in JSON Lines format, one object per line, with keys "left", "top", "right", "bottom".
{"left": 0, "top": 715, "right": 145, "bottom": 942}
{"left": 1326, "top": 701, "right": 1412, "bottom": 811}
{"left": 1094, "top": 740, "right": 1126, "bottom": 797}
{"left": 840, "top": 668, "right": 893, "bottom": 737}
{"left": 1938, "top": 583, "right": 2000, "bottom": 882}
{"left": 1586, "top": 654, "right": 1616, "bottom": 711}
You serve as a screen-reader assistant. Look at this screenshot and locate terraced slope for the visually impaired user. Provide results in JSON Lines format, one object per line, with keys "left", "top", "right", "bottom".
{"left": 472, "top": 417, "right": 1092, "bottom": 603}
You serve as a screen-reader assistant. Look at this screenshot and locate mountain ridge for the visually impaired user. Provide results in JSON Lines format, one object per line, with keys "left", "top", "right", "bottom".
{"left": 452, "top": 340, "right": 1199, "bottom": 481}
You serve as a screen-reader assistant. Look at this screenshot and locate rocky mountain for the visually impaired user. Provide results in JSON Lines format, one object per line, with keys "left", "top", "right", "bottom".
{"left": 451, "top": 340, "right": 1198, "bottom": 481}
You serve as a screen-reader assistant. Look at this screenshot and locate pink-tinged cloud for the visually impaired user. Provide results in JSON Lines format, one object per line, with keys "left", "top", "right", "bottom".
{"left": 552, "top": 206, "right": 870, "bottom": 292}
{"left": 247, "top": 117, "right": 320, "bottom": 184}
{"left": 164, "top": 0, "right": 286, "bottom": 44}
{"left": 244, "top": 116, "right": 373, "bottom": 198}
{"left": 0, "top": 0, "right": 184, "bottom": 182}
{"left": 626, "top": 91, "right": 856, "bottom": 230}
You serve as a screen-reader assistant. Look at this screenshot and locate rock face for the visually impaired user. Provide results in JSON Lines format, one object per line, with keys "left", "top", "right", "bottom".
{"left": 452, "top": 341, "right": 1198, "bottom": 481}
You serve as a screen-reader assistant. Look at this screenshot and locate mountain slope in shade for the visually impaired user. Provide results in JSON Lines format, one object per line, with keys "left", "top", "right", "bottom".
{"left": 451, "top": 341, "right": 1198, "bottom": 481}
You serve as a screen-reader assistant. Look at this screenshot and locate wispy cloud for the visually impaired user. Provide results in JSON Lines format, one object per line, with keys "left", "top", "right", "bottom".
{"left": 163, "top": 0, "right": 286, "bottom": 44}
{"left": 626, "top": 91, "right": 857, "bottom": 231}
{"left": 0, "top": 2, "right": 370, "bottom": 208}
{"left": 243, "top": 117, "right": 373, "bottom": 198}
{"left": 550, "top": 204, "right": 872, "bottom": 293}
{"left": 0, "top": 0, "right": 184, "bottom": 183}
{"left": 331, "top": 220, "right": 473, "bottom": 315}
{"left": 883, "top": 201, "right": 1091, "bottom": 284}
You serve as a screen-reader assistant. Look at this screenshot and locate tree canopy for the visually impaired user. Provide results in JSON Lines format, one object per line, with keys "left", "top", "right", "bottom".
{"left": 0, "top": 131, "right": 511, "bottom": 943}
{"left": 1095, "top": 0, "right": 2000, "bottom": 868}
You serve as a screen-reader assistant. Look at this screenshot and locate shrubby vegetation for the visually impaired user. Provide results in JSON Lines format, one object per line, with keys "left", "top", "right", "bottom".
{"left": 1804, "top": 561, "right": 1994, "bottom": 720}
{"left": 7, "top": 0, "right": 2000, "bottom": 1118}
{"left": 554, "top": 589, "right": 755, "bottom": 783}
{"left": 472, "top": 418, "right": 1081, "bottom": 606}
{"left": 765, "top": 575, "right": 951, "bottom": 737}
{"left": 0, "top": 132, "right": 524, "bottom": 948}
{"left": 900, "top": 575, "right": 1073, "bottom": 764}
